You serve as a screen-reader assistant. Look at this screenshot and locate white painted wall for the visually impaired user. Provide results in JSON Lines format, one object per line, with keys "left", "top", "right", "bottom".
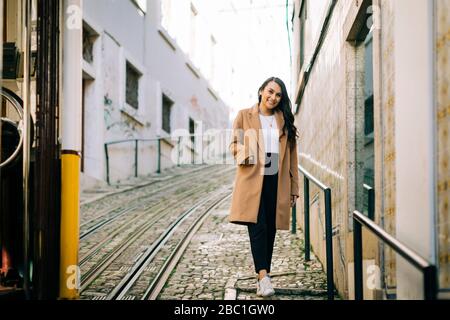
{"left": 394, "top": 0, "right": 436, "bottom": 299}
{"left": 81, "top": 0, "right": 231, "bottom": 186}
{"left": 81, "top": 13, "right": 104, "bottom": 183}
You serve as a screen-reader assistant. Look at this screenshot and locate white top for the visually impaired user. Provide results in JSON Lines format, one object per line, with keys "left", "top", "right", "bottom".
{"left": 259, "top": 113, "right": 279, "bottom": 154}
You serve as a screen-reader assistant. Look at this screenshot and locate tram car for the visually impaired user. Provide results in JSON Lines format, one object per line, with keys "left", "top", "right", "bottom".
{"left": 1, "top": 0, "right": 81, "bottom": 299}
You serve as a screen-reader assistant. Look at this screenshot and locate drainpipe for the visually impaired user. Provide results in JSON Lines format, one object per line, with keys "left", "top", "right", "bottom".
{"left": 59, "top": 0, "right": 82, "bottom": 299}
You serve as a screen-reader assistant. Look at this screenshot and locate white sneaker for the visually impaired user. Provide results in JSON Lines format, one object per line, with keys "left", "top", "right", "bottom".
{"left": 256, "top": 275, "right": 275, "bottom": 297}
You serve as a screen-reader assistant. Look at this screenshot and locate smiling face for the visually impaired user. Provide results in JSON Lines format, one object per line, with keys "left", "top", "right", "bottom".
{"left": 259, "top": 81, "right": 282, "bottom": 110}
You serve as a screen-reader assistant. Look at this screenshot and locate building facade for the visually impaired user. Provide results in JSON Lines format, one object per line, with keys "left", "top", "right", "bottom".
{"left": 81, "top": 0, "right": 232, "bottom": 187}
{"left": 291, "top": 0, "right": 449, "bottom": 299}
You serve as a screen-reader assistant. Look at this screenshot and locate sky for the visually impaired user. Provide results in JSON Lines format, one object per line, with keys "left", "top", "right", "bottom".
{"left": 208, "top": 0, "right": 295, "bottom": 120}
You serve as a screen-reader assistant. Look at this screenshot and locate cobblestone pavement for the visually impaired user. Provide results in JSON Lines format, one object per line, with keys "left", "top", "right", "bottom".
{"left": 78, "top": 164, "right": 236, "bottom": 299}
{"left": 79, "top": 163, "right": 339, "bottom": 300}
{"left": 159, "top": 197, "right": 340, "bottom": 300}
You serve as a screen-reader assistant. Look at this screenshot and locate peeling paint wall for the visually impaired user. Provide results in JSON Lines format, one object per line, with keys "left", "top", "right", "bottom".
{"left": 81, "top": 0, "right": 231, "bottom": 186}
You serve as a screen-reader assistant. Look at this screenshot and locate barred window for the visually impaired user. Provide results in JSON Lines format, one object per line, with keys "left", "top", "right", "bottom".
{"left": 126, "top": 62, "right": 140, "bottom": 109}
{"left": 189, "top": 117, "right": 195, "bottom": 145}
{"left": 83, "top": 26, "right": 95, "bottom": 64}
{"left": 162, "top": 94, "right": 173, "bottom": 133}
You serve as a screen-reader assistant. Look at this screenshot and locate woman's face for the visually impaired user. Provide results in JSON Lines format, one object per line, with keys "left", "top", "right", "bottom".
{"left": 260, "top": 81, "right": 282, "bottom": 110}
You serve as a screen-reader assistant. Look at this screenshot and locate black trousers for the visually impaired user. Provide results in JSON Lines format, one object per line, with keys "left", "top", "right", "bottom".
{"left": 247, "top": 153, "right": 278, "bottom": 274}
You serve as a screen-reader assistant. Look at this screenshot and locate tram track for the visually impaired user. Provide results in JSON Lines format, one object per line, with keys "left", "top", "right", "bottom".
{"left": 107, "top": 190, "right": 232, "bottom": 300}
{"left": 80, "top": 164, "right": 234, "bottom": 240}
{"left": 80, "top": 164, "right": 226, "bottom": 230}
{"left": 79, "top": 170, "right": 232, "bottom": 265}
{"left": 79, "top": 166, "right": 235, "bottom": 295}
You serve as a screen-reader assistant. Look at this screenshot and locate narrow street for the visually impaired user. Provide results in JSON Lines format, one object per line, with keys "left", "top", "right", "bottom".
{"left": 79, "top": 164, "right": 336, "bottom": 300}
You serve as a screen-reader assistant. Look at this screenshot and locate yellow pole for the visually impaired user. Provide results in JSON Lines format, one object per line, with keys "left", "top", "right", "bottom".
{"left": 59, "top": 152, "right": 80, "bottom": 299}
{"left": 59, "top": 0, "right": 82, "bottom": 299}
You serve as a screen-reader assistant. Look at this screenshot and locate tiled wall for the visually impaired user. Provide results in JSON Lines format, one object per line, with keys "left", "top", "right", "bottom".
{"left": 375, "top": 0, "right": 397, "bottom": 293}
{"left": 297, "top": 0, "right": 355, "bottom": 298}
{"left": 295, "top": 0, "right": 447, "bottom": 298}
{"left": 436, "top": 0, "right": 450, "bottom": 292}
{"left": 295, "top": 0, "right": 399, "bottom": 298}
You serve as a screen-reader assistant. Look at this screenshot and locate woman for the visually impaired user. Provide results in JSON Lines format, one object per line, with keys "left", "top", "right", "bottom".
{"left": 228, "top": 77, "right": 300, "bottom": 297}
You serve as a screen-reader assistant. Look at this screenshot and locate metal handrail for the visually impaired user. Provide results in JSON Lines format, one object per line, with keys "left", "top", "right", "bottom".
{"left": 352, "top": 210, "right": 437, "bottom": 300}
{"left": 297, "top": 164, "right": 335, "bottom": 300}
{"left": 104, "top": 133, "right": 217, "bottom": 185}
{"left": 104, "top": 133, "right": 208, "bottom": 145}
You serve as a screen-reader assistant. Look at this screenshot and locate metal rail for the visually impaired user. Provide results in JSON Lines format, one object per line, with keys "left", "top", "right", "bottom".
{"left": 298, "top": 164, "right": 335, "bottom": 300}
{"left": 137, "top": 192, "right": 231, "bottom": 300}
{"left": 79, "top": 167, "right": 234, "bottom": 266}
{"left": 79, "top": 170, "right": 234, "bottom": 292}
{"left": 79, "top": 189, "right": 217, "bottom": 291}
{"left": 107, "top": 190, "right": 231, "bottom": 299}
{"left": 80, "top": 165, "right": 231, "bottom": 239}
{"left": 352, "top": 210, "right": 437, "bottom": 300}
{"left": 80, "top": 163, "right": 217, "bottom": 207}
{"left": 104, "top": 133, "right": 218, "bottom": 184}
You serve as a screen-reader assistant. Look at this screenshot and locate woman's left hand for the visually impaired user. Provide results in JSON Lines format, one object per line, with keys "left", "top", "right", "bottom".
{"left": 290, "top": 195, "right": 299, "bottom": 207}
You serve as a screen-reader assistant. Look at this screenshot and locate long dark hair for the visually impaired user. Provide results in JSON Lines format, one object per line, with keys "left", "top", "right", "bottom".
{"left": 258, "top": 77, "right": 299, "bottom": 148}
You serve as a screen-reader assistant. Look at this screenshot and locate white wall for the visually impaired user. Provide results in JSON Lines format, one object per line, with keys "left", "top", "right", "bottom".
{"left": 394, "top": 0, "right": 436, "bottom": 300}
{"left": 81, "top": 0, "right": 230, "bottom": 185}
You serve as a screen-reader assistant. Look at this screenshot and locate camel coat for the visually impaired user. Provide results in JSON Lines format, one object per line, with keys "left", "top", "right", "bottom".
{"left": 228, "top": 103, "right": 300, "bottom": 230}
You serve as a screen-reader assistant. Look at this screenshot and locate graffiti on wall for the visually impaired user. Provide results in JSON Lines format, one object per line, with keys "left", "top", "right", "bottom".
{"left": 103, "top": 93, "right": 149, "bottom": 138}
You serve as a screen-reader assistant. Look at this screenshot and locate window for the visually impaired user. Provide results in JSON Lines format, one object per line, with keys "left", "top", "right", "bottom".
{"left": 83, "top": 26, "right": 95, "bottom": 64}
{"left": 189, "top": 117, "right": 195, "bottom": 164}
{"left": 350, "top": 9, "right": 375, "bottom": 216}
{"left": 364, "top": 31, "right": 374, "bottom": 137}
{"left": 126, "top": 62, "right": 141, "bottom": 109}
{"left": 162, "top": 94, "right": 173, "bottom": 133}
{"left": 189, "top": 117, "right": 195, "bottom": 144}
{"left": 362, "top": 29, "right": 375, "bottom": 213}
{"left": 299, "top": 0, "right": 307, "bottom": 72}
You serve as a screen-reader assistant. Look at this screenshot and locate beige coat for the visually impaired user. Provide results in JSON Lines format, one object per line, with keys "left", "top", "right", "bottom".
{"left": 228, "top": 103, "right": 300, "bottom": 230}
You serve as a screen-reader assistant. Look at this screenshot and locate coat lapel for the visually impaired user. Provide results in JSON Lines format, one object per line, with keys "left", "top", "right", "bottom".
{"left": 247, "top": 104, "right": 263, "bottom": 161}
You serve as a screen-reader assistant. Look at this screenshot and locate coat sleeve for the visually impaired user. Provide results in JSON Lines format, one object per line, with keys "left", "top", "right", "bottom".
{"left": 290, "top": 139, "right": 300, "bottom": 196}
{"left": 229, "top": 110, "right": 254, "bottom": 165}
